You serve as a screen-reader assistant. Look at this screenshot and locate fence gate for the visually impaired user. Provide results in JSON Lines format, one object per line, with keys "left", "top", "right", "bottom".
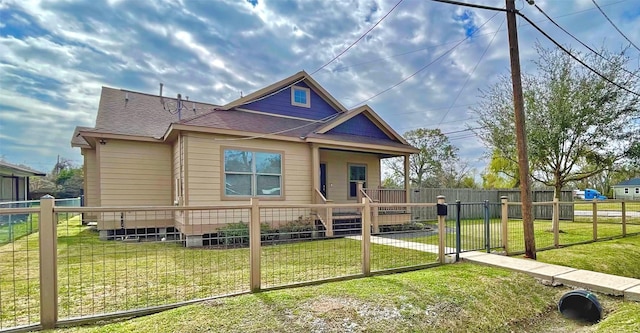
{"left": 447, "top": 201, "right": 503, "bottom": 260}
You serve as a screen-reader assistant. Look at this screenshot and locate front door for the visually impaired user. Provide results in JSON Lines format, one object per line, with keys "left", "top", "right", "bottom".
{"left": 320, "top": 163, "right": 327, "bottom": 198}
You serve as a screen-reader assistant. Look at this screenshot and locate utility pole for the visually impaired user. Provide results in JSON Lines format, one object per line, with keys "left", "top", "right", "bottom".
{"left": 506, "top": 0, "right": 536, "bottom": 259}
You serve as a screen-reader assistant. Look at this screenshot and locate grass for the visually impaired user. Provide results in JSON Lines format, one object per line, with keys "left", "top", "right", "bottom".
{"left": 48, "top": 264, "right": 572, "bottom": 333}
{"left": 0, "top": 213, "right": 38, "bottom": 245}
{"left": 573, "top": 201, "right": 640, "bottom": 211}
{"left": 0, "top": 215, "right": 436, "bottom": 328}
{"left": 537, "top": 234, "right": 640, "bottom": 279}
{"left": 50, "top": 263, "right": 640, "bottom": 333}
{"left": 404, "top": 218, "right": 640, "bottom": 255}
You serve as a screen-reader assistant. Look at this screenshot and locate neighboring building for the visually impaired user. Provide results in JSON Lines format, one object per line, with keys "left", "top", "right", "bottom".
{"left": 612, "top": 178, "right": 640, "bottom": 200}
{"left": 0, "top": 160, "right": 45, "bottom": 202}
{"left": 71, "top": 71, "right": 418, "bottom": 246}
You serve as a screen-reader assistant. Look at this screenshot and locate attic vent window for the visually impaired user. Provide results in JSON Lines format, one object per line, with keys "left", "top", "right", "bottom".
{"left": 291, "top": 86, "right": 310, "bottom": 108}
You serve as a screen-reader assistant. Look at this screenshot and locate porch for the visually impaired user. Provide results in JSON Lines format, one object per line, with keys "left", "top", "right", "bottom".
{"left": 313, "top": 182, "right": 412, "bottom": 237}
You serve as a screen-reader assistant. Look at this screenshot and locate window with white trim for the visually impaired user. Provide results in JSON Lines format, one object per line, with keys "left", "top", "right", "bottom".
{"left": 291, "top": 86, "right": 310, "bottom": 108}
{"left": 348, "top": 164, "right": 366, "bottom": 198}
{"left": 224, "top": 149, "right": 282, "bottom": 197}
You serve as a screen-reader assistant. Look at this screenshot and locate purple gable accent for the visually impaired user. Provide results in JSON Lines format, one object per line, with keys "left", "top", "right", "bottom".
{"left": 327, "top": 113, "right": 391, "bottom": 140}
{"left": 241, "top": 81, "right": 338, "bottom": 120}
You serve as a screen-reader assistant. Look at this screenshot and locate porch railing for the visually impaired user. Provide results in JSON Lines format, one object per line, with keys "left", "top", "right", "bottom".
{"left": 314, "top": 189, "right": 334, "bottom": 236}
{"left": 363, "top": 188, "right": 407, "bottom": 213}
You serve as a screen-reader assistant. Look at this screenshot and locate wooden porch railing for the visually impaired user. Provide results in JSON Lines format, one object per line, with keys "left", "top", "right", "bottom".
{"left": 314, "top": 189, "right": 334, "bottom": 237}
{"left": 358, "top": 187, "right": 379, "bottom": 233}
{"left": 363, "top": 188, "right": 407, "bottom": 213}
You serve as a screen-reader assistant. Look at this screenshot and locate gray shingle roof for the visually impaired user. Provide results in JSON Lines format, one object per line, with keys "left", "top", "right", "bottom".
{"left": 180, "top": 109, "right": 321, "bottom": 138}
{"left": 93, "top": 87, "right": 218, "bottom": 139}
{"left": 76, "top": 85, "right": 417, "bottom": 153}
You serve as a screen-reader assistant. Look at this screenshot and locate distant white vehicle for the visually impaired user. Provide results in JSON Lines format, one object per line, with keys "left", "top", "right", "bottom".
{"left": 573, "top": 190, "right": 585, "bottom": 200}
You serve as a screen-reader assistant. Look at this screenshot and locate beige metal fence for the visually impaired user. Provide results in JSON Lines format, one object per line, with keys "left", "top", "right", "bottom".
{"left": 0, "top": 197, "right": 446, "bottom": 332}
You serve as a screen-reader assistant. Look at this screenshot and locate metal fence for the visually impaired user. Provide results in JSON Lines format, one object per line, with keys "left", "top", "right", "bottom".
{"left": 0, "top": 197, "right": 445, "bottom": 332}
{"left": 0, "top": 198, "right": 80, "bottom": 246}
{"left": 503, "top": 199, "right": 640, "bottom": 255}
{"left": 2, "top": 195, "right": 639, "bottom": 331}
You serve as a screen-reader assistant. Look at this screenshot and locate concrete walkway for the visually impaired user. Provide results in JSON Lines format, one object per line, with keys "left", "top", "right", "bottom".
{"left": 346, "top": 235, "right": 459, "bottom": 254}
{"left": 347, "top": 235, "right": 640, "bottom": 302}
{"left": 460, "top": 251, "right": 640, "bottom": 302}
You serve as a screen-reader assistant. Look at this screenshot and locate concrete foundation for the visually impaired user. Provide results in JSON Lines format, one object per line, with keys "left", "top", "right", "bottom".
{"left": 99, "top": 230, "right": 109, "bottom": 241}
{"left": 185, "top": 235, "right": 203, "bottom": 248}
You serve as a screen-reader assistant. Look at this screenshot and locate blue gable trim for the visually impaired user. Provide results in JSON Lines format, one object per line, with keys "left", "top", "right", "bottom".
{"left": 327, "top": 113, "right": 391, "bottom": 140}
{"left": 242, "top": 81, "right": 338, "bottom": 120}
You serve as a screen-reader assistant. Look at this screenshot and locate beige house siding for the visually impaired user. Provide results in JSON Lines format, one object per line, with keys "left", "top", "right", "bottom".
{"left": 82, "top": 148, "right": 99, "bottom": 221}
{"left": 319, "top": 150, "right": 380, "bottom": 203}
{"left": 97, "top": 139, "right": 173, "bottom": 230}
{"left": 181, "top": 132, "right": 312, "bottom": 234}
{"left": 172, "top": 134, "right": 187, "bottom": 227}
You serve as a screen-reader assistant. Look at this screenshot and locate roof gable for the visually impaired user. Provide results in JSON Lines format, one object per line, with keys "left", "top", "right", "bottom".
{"left": 327, "top": 113, "right": 389, "bottom": 139}
{"left": 221, "top": 71, "right": 347, "bottom": 116}
{"left": 238, "top": 81, "right": 339, "bottom": 120}
{"left": 315, "top": 105, "right": 409, "bottom": 145}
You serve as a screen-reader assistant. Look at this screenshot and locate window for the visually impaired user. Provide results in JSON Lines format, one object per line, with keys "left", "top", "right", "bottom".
{"left": 224, "top": 149, "right": 282, "bottom": 197}
{"left": 625, "top": 188, "right": 629, "bottom": 194}
{"left": 636, "top": 188, "right": 639, "bottom": 194}
{"left": 291, "top": 86, "right": 310, "bottom": 108}
{"left": 348, "top": 164, "right": 366, "bottom": 198}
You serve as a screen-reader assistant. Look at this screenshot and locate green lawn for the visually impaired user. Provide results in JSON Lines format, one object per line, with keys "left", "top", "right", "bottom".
{"left": 537, "top": 234, "right": 640, "bottom": 279}
{"left": 573, "top": 201, "right": 640, "bottom": 211}
{"left": 0, "top": 215, "right": 435, "bottom": 328}
{"left": 403, "top": 218, "right": 640, "bottom": 256}
{"left": 0, "top": 213, "right": 39, "bottom": 245}
{"left": 50, "top": 263, "right": 640, "bottom": 333}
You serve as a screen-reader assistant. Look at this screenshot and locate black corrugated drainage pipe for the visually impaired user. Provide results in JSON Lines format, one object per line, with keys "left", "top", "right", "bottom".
{"left": 558, "top": 289, "right": 603, "bottom": 323}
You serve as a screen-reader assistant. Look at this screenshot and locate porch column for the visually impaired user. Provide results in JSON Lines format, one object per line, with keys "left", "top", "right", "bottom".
{"left": 404, "top": 154, "right": 410, "bottom": 204}
{"left": 311, "top": 144, "right": 320, "bottom": 203}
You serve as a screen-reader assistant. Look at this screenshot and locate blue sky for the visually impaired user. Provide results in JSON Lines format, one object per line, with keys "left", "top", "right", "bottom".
{"left": 0, "top": 0, "right": 639, "bottom": 174}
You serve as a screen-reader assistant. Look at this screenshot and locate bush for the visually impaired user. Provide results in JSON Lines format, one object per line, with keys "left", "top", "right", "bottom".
{"left": 279, "top": 215, "right": 314, "bottom": 239}
{"left": 217, "top": 222, "right": 276, "bottom": 245}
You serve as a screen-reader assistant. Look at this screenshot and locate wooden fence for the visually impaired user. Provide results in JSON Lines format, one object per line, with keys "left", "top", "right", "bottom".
{"left": 411, "top": 188, "right": 574, "bottom": 221}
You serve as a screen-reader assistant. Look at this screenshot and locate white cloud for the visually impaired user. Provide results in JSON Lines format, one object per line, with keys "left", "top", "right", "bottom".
{"left": 0, "top": 0, "right": 638, "bottom": 173}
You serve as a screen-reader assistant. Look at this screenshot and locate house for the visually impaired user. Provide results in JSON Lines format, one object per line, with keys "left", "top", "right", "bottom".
{"left": 71, "top": 71, "right": 418, "bottom": 246}
{"left": 612, "top": 178, "right": 640, "bottom": 200}
{"left": 0, "top": 160, "right": 45, "bottom": 203}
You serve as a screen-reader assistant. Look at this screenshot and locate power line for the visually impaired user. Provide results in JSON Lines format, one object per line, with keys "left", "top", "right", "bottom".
{"left": 311, "top": 0, "right": 404, "bottom": 75}
{"left": 534, "top": 3, "right": 640, "bottom": 79}
{"left": 350, "top": 10, "right": 501, "bottom": 108}
{"left": 591, "top": 0, "right": 640, "bottom": 53}
{"left": 517, "top": 11, "right": 640, "bottom": 98}
{"left": 438, "top": 15, "right": 505, "bottom": 126}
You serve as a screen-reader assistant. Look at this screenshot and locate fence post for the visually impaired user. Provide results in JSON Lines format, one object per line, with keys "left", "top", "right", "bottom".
{"left": 621, "top": 201, "right": 627, "bottom": 237}
{"left": 372, "top": 204, "right": 379, "bottom": 234}
{"left": 249, "top": 198, "right": 261, "bottom": 292}
{"left": 484, "top": 200, "right": 490, "bottom": 253}
{"left": 437, "top": 196, "right": 446, "bottom": 264}
{"left": 361, "top": 198, "right": 371, "bottom": 276}
{"left": 455, "top": 200, "right": 461, "bottom": 262}
{"left": 553, "top": 198, "right": 560, "bottom": 248}
{"left": 39, "top": 195, "right": 58, "bottom": 329}
{"left": 501, "top": 196, "right": 509, "bottom": 254}
{"left": 326, "top": 206, "right": 334, "bottom": 237}
{"left": 592, "top": 200, "right": 598, "bottom": 241}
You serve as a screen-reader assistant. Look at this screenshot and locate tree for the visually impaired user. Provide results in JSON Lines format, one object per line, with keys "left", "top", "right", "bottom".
{"left": 481, "top": 149, "right": 520, "bottom": 189}
{"left": 473, "top": 44, "right": 640, "bottom": 198}
{"left": 30, "top": 158, "right": 84, "bottom": 199}
{"left": 384, "top": 128, "right": 469, "bottom": 188}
